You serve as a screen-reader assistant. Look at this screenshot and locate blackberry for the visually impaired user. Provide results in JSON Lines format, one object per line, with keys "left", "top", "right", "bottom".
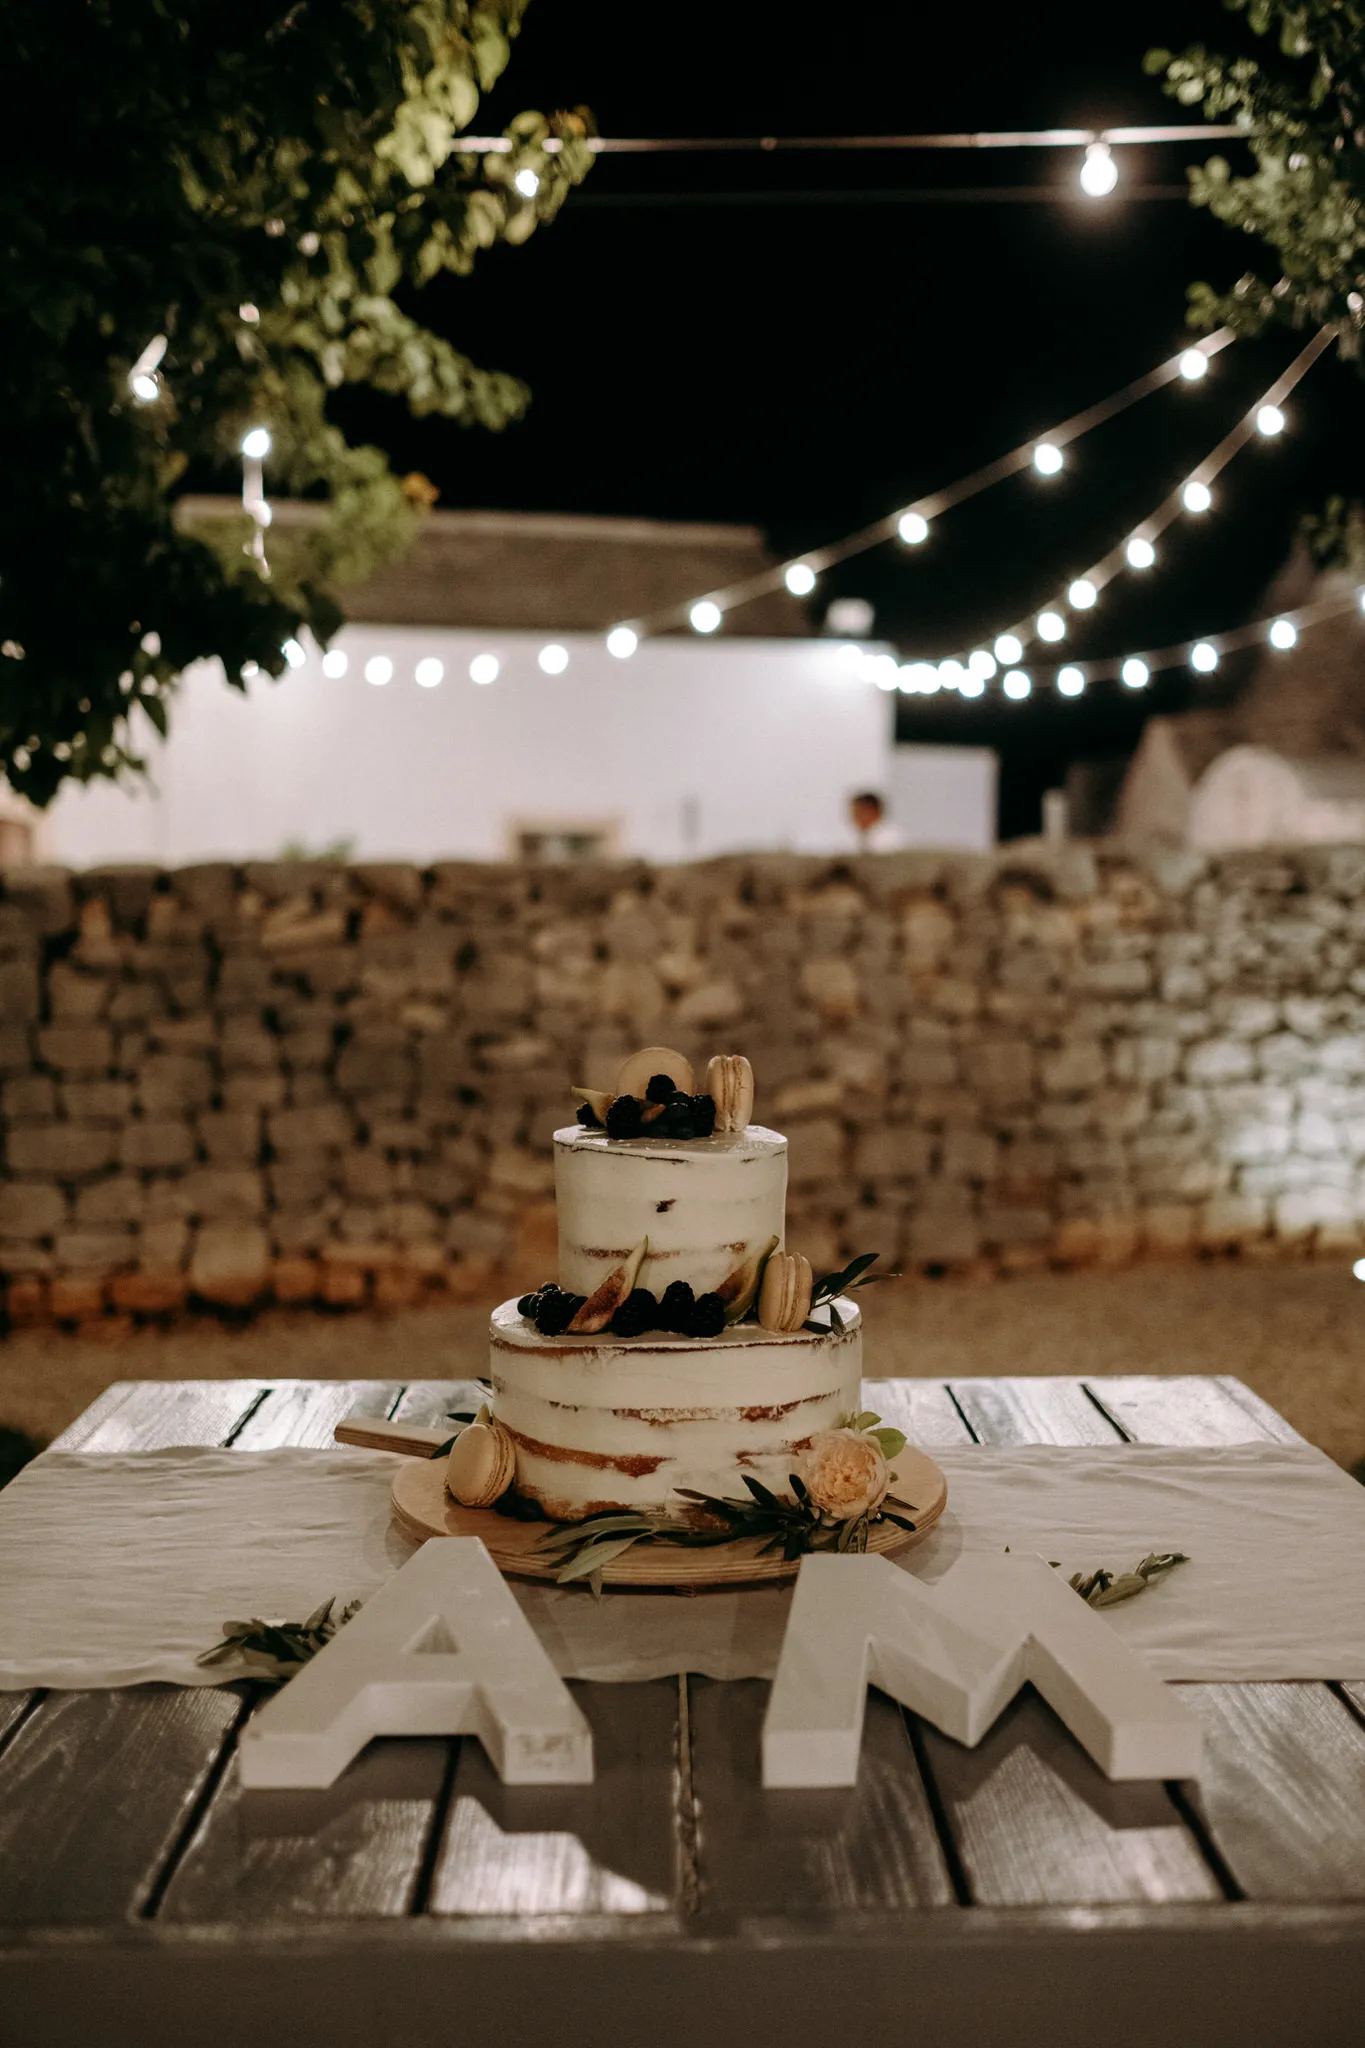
{"left": 534, "top": 1288, "right": 584, "bottom": 1337}
{"left": 659, "top": 1280, "right": 696, "bottom": 1332}
{"left": 605, "top": 1094, "right": 645, "bottom": 1140}
{"left": 517, "top": 1284, "right": 552, "bottom": 1318}
{"left": 645, "top": 1072, "right": 677, "bottom": 1103}
{"left": 656, "top": 1091, "right": 696, "bottom": 1140}
{"left": 575, "top": 1102, "right": 602, "bottom": 1129}
{"left": 611, "top": 1288, "right": 659, "bottom": 1338}
{"left": 689, "top": 1093, "right": 717, "bottom": 1137}
{"left": 687, "top": 1291, "right": 727, "bottom": 1338}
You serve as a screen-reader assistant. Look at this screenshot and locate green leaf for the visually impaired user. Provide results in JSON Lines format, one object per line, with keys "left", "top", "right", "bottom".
{"left": 868, "top": 1427, "right": 907, "bottom": 1460}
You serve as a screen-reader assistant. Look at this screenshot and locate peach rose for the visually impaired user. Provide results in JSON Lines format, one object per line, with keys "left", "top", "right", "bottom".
{"left": 800, "top": 1428, "right": 889, "bottom": 1520}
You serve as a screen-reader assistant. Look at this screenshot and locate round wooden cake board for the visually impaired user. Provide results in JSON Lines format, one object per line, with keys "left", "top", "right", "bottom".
{"left": 390, "top": 1445, "right": 947, "bottom": 1590}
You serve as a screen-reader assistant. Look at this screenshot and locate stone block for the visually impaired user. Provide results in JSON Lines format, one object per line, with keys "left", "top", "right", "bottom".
{"left": 1197, "top": 1195, "right": 1268, "bottom": 1248}
{"left": 1140, "top": 1205, "right": 1196, "bottom": 1253}
{"left": 151, "top": 1014, "right": 217, "bottom": 1052}
{"left": 54, "top": 1226, "right": 135, "bottom": 1272}
{"left": 978, "top": 1205, "right": 1053, "bottom": 1246}
{"left": 75, "top": 1176, "right": 144, "bottom": 1226}
{"left": 222, "top": 1070, "right": 287, "bottom": 1112}
{"left": 111, "top": 1272, "right": 188, "bottom": 1315}
{"left": 477, "top": 1033, "right": 556, "bottom": 1074}
{"left": 0, "top": 958, "right": 40, "bottom": 1024}
{"left": 36, "top": 1024, "right": 113, "bottom": 1074}
{"left": 852, "top": 1126, "right": 931, "bottom": 1181}
{"left": 269, "top": 1102, "right": 353, "bottom": 1153}
{"left": 5, "top": 1278, "right": 49, "bottom": 1325}
{"left": 271, "top": 1257, "right": 321, "bottom": 1303}
{"left": 906, "top": 1212, "right": 982, "bottom": 1264}
{"left": 486, "top": 1146, "right": 555, "bottom": 1201}
{"left": 47, "top": 964, "right": 110, "bottom": 1021}
{"left": 120, "top": 1119, "right": 195, "bottom": 1171}
{"left": 1039, "top": 1042, "right": 1106, "bottom": 1096}
{"left": 900, "top": 1044, "right": 959, "bottom": 1088}
{"left": 1185, "top": 1039, "right": 1257, "bottom": 1084}
{"left": 140, "top": 1218, "right": 190, "bottom": 1269}
{"left": 446, "top": 1208, "right": 515, "bottom": 1259}
{"left": 799, "top": 958, "right": 860, "bottom": 1024}
{"left": 8, "top": 1124, "right": 119, "bottom": 1176}
{"left": 196, "top": 1110, "right": 262, "bottom": 1165}
{"left": 1073, "top": 958, "right": 1152, "bottom": 997}
{"left": 1275, "top": 1187, "right": 1356, "bottom": 1239}
{"left": 786, "top": 1118, "right": 846, "bottom": 1188}
{"left": 2, "top": 1075, "right": 56, "bottom": 1119}
{"left": 674, "top": 978, "right": 744, "bottom": 1029}
{"left": 138, "top": 1052, "right": 213, "bottom": 1113}
{"left": 320, "top": 1261, "right": 369, "bottom": 1307}
{"left": 49, "top": 1276, "right": 108, "bottom": 1321}
{"left": 175, "top": 1167, "right": 265, "bottom": 1219}
{"left": 374, "top": 1265, "right": 424, "bottom": 1310}
{"left": 1110, "top": 1036, "right": 1180, "bottom": 1085}
{"left": 60, "top": 1079, "right": 133, "bottom": 1122}
{"left": 940, "top": 1129, "right": 998, "bottom": 1181}
{"left": 0, "top": 1182, "right": 66, "bottom": 1237}
{"left": 189, "top": 1221, "right": 271, "bottom": 1305}
{"left": 969, "top": 1040, "right": 1033, "bottom": 1095}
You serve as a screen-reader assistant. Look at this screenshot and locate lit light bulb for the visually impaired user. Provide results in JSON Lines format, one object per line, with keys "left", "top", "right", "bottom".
{"left": 538, "top": 642, "right": 570, "bottom": 674}
{"left": 140, "top": 630, "right": 161, "bottom": 656}
{"left": 690, "top": 600, "right": 722, "bottom": 634}
{"left": 1182, "top": 479, "right": 1213, "bottom": 514}
{"left": 282, "top": 638, "right": 305, "bottom": 668}
{"left": 919, "top": 667, "right": 942, "bottom": 695}
{"left": 1359, "top": 588, "right": 1365, "bottom": 614}
{"left": 1079, "top": 141, "right": 1118, "bottom": 198}
{"left": 959, "top": 672, "right": 986, "bottom": 699}
{"left": 514, "top": 168, "right": 540, "bottom": 198}
{"left": 1033, "top": 442, "right": 1064, "bottom": 476}
{"left": 1057, "top": 666, "right": 1086, "bottom": 697}
{"left": 241, "top": 661, "right": 260, "bottom": 680}
{"left": 785, "top": 562, "right": 817, "bottom": 596}
{"left": 415, "top": 657, "right": 443, "bottom": 687}
{"left": 1068, "top": 577, "right": 1097, "bottom": 609}
{"left": 938, "top": 659, "right": 966, "bottom": 691}
{"left": 239, "top": 303, "right": 260, "bottom": 324}
{"left": 241, "top": 427, "right": 272, "bottom": 459}
{"left": 1121, "top": 657, "right": 1150, "bottom": 689}
{"left": 1190, "top": 641, "right": 1219, "bottom": 673}
{"left": 868, "top": 655, "right": 899, "bottom": 692}
{"left": 364, "top": 655, "right": 393, "bottom": 686}
{"left": 1354, "top": 1257, "right": 1365, "bottom": 1281}
{"left": 968, "top": 649, "right": 997, "bottom": 680}
{"left": 606, "top": 625, "right": 639, "bottom": 659}
{"left": 1268, "top": 617, "right": 1298, "bottom": 650}
{"left": 897, "top": 511, "right": 930, "bottom": 546}
{"left": 1037, "top": 611, "right": 1066, "bottom": 643}
{"left": 995, "top": 633, "right": 1023, "bottom": 664}
{"left": 1126, "top": 536, "right": 1156, "bottom": 570}
{"left": 470, "top": 653, "right": 500, "bottom": 685}
{"left": 130, "top": 372, "right": 160, "bottom": 403}
{"left": 1256, "top": 403, "right": 1285, "bottom": 437}
{"left": 1003, "top": 670, "right": 1032, "bottom": 700}
{"left": 1179, "top": 348, "right": 1208, "bottom": 381}
{"left": 322, "top": 649, "right": 348, "bottom": 678}
{"left": 896, "top": 665, "right": 918, "bottom": 694}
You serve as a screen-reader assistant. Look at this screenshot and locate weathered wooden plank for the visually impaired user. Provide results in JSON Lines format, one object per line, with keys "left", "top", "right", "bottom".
{"left": 1212, "top": 1377, "right": 1307, "bottom": 1446}
{"left": 0, "top": 1688, "right": 245, "bottom": 1924}
{"left": 158, "top": 1730, "right": 450, "bottom": 1923}
{"left": 690, "top": 1677, "right": 955, "bottom": 1913}
{"left": 427, "top": 1680, "right": 680, "bottom": 1915}
{"left": 229, "top": 1380, "right": 402, "bottom": 1450}
{"left": 1341, "top": 1681, "right": 1365, "bottom": 1722}
{"left": 388, "top": 1380, "right": 491, "bottom": 1428}
{"left": 49, "top": 1380, "right": 267, "bottom": 1452}
{"left": 916, "top": 1688, "right": 1221, "bottom": 1906}
{"left": 862, "top": 1378, "right": 973, "bottom": 1448}
{"left": 0, "top": 1694, "right": 34, "bottom": 1753}
{"left": 949, "top": 1377, "right": 1124, "bottom": 1446}
{"left": 1178, "top": 1684, "right": 1365, "bottom": 1901}
{"left": 1083, "top": 1376, "right": 1278, "bottom": 1447}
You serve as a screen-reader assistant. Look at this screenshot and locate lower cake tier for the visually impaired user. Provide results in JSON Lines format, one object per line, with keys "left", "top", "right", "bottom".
{"left": 488, "top": 1296, "right": 862, "bottom": 1521}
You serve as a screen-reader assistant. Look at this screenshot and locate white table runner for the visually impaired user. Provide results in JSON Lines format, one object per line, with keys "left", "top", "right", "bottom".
{"left": 2, "top": 1442, "right": 1364, "bottom": 1687}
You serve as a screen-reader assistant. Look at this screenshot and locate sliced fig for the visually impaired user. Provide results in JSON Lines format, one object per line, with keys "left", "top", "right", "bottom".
{"left": 568, "top": 1236, "right": 650, "bottom": 1333}
{"left": 715, "top": 1233, "right": 780, "bottom": 1324}
{"left": 572, "top": 1086, "right": 614, "bottom": 1123}
{"left": 615, "top": 1045, "right": 695, "bottom": 1101}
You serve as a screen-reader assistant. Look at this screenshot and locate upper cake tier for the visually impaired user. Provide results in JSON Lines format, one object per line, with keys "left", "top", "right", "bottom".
{"left": 554, "top": 1122, "right": 787, "bottom": 1300}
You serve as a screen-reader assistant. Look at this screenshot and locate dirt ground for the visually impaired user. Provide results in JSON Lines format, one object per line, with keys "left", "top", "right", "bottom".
{"left": 3, "top": 1257, "right": 1363, "bottom": 1467}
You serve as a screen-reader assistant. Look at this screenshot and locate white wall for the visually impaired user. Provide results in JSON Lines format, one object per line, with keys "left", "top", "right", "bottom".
{"left": 41, "top": 629, "right": 904, "bottom": 868}
{"left": 885, "top": 743, "right": 997, "bottom": 852}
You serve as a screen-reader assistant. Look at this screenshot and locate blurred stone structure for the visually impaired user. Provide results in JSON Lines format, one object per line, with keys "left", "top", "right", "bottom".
{"left": 2, "top": 843, "right": 1365, "bottom": 1330}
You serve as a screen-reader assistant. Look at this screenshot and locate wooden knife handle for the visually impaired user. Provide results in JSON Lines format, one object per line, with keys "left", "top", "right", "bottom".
{"left": 334, "top": 1417, "right": 450, "bottom": 1458}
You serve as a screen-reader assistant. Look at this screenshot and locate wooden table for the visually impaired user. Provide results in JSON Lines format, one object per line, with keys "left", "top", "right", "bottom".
{"left": 2, "top": 1372, "right": 1364, "bottom": 2047}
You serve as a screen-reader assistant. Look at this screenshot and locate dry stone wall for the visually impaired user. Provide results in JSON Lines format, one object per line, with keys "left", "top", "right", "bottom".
{"left": 2, "top": 843, "right": 1364, "bottom": 1328}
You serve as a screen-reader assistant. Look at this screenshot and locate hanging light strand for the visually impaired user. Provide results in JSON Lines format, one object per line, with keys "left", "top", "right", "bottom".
{"left": 628, "top": 328, "right": 1235, "bottom": 639}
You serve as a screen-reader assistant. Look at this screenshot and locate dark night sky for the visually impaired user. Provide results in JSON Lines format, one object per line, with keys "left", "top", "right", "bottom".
{"left": 338, "top": 2, "right": 1365, "bottom": 835}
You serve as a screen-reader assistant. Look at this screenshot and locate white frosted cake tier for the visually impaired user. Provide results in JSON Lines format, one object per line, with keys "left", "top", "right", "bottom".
{"left": 489, "top": 1295, "right": 862, "bottom": 1521}
{"left": 553, "top": 1122, "right": 787, "bottom": 1300}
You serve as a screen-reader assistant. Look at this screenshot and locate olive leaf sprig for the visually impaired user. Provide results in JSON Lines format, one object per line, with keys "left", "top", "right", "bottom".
{"left": 1063, "top": 1551, "right": 1190, "bottom": 1608}
{"left": 196, "top": 1595, "right": 361, "bottom": 1684}
{"left": 803, "top": 1252, "right": 892, "bottom": 1332}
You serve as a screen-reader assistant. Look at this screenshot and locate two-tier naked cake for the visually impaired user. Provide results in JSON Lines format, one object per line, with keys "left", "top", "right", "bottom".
{"left": 480, "top": 1046, "right": 862, "bottom": 1523}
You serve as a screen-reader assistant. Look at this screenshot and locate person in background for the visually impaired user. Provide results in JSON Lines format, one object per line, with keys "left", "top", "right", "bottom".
{"left": 848, "top": 790, "right": 901, "bottom": 852}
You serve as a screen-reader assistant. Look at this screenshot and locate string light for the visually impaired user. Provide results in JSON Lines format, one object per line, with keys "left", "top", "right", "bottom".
{"left": 1179, "top": 348, "right": 1209, "bottom": 381}
{"left": 322, "top": 650, "right": 348, "bottom": 678}
{"left": 1256, "top": 403, "right": 1286, "bottom": 437}
{"left": 939, "top": 658, "right": 966, "bottom": 690}
{"left": 1003, "top": 669, "right": 1032, "bottom": 699}
{"left": 1182, "top": 479, "right": 1213, "bottom": 514}
{"left": 899, "top": 661, "right": 937, "bottom": 693}
{"left": 690, "top": 600, "right": 722, "bottom": 634}
{"left": 415, "top": 658, "right": 443, "bottom": 687}
{"left": 282, "top": 638, "right": 305, "bottom": 668}
{"left": 514, "top": 168, "right": 540, "bottom": 197}
{"left": 1268, "top": 617, "right": 1297, "bottom": 649}
{"left": 1057, "top": 666, "right": 1086, "bottom": 696}
{"left": 1190, "top": 641, "right": 1219, "bottom": 672}
{"left": 1068, "top": 577, "right": 1097, "bottom": 609}
{"left": 364, "top": 655, "right": 393, "bottom": 686}
{"left": 538, "top": 643, "right": 570, "bottom": 673}
{"left": 960, "top": 671, "right": 986, "bottom": 699}
{"left": 606, "top": 625, "right": 639, "bottom": 658}
{"left": 968, "top": 650, "right": 996, "bottom": 679}
{"left": 1121, "top": 657, "right": 1150, "bottom": 688}
{"left": 897, "top": 512, "right": 930, "bottom": 545}
{"left": 1033, "top": 442, "right": 1064, "bottom": 475}
{"left": 1079, "top": 142, "right": 1118, "bottom": 197}
{"left": 239, "top": 303, "right": 260, "bottom": 324}
{"left": 785, "top": 562, "right": 817, "bottom": 596}
{"left": 470, "top": 653, "right": 500, "bottom": 684}
{"left": 1037, "top": 611, "right": 1066, "bottom": 642}
{"left": 241, "top": 427, "right": 271, "bottom": 460}
{"left": 1126, "top": 535, "right": 1157, "bottom": 570}
{"left": 127, "top": 335, "right": 167, "bottom": 405}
